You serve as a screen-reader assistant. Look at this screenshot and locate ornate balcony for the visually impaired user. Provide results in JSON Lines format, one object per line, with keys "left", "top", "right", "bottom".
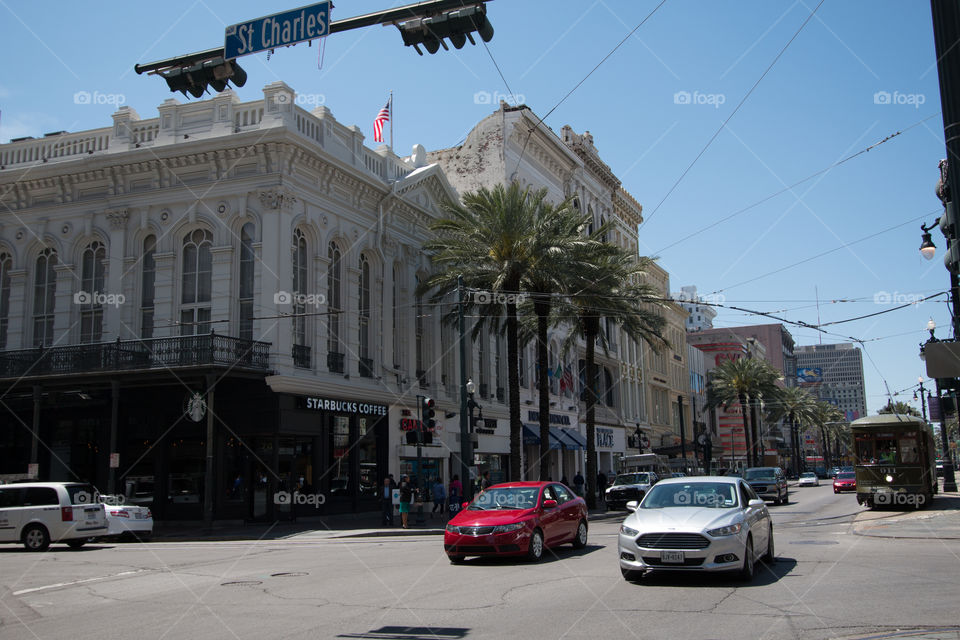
{"left": 327, "top": 351, "right": 345, "bottom": 374}
{"left": 359, "top": 357, "right": 374, "bottom": 378}
{"left": 292, "top": 344, "right": 311, "bottom": 369}
{"left": 0, "top": 333, "right": 271, "bottom": 380}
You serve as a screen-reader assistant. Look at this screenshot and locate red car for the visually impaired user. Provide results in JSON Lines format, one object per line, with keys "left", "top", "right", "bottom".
{"left": 833, "top": 472, "right": 856, "bottom": 493}
{"left": 444, "top": 481, "right": 588, "bottom": 563}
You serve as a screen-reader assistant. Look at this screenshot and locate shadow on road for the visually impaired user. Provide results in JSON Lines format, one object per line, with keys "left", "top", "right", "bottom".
{"left": 451, "top": 544, "right": 603, "bottom": 566}
{"left": 337, "top": 626, "right": 470, "bottom": 639}
{"left": 623, "top": 557, "right": 798, "bottom": 588}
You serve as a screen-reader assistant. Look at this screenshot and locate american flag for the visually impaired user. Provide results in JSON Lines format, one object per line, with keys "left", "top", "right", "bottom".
{"left": 373, "top": 98, "right": 391, "bottom": 143}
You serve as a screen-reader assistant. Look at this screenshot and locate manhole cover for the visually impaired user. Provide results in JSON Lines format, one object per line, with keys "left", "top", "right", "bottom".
{"left": 789, "top": 540, "right": 839, "bottom": 545}
{"left": 271, "top": 572, "right": 308, "bottom": 577}
{"left": 220, "top": 580, "right": 263, "bottom": 587}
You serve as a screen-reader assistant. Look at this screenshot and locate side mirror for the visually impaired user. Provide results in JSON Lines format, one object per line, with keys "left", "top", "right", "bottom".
{"left": 543, "top": 499, "right": 558, "bottom": 509}
{"left": 625, "top": 500, "right": 639, "bottom": 512}
{"left": 748, "top": 498, "right": 765, "bottom": 508}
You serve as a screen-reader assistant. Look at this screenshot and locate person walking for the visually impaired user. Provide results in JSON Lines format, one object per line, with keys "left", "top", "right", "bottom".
{"left": 449, "top": 474, "right": 463, "bottom": 516}
{"left": 597, "top": 471, "right": 607, "bottom": 503}
{"left": 573, "top": 470, "right": 585, "bottom": 497}
{"left": 431, "top": 476, "right": 446, "bottom": 519}
{"left": 382, "top": 476, "right": 396, "bottom": 526}
{"left": 480, "top": 470, "right": 492, "bottom": 491}
{"left": 398, "top": 476, "right": 412, "bottom": 528}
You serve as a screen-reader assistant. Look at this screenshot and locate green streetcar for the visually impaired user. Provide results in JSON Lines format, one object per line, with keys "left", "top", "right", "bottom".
{"left": 851, "top": 414, "right": 938, "bottom": 509}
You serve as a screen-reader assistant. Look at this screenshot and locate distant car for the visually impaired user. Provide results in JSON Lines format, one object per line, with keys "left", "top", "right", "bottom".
{"left": 936, "top": 461, "right": 944, "bottom": 477}
{"left": 99, "top": 496, "right": 153, "bottom": 541}
{"left": 444, "top": 482, "right": 587, "bottom": 563}
{"left": 814, "top": 467, "right": 828, "bottom": 479}
{"left": 798, "top": 472, "right": 819, "bottom": 487}
{"left": 671, "top": 473, "right": 686, "bottom": 478}
{"left": 0, "top": 482, "right": 107, "bottom": 551}
{"left": 828, "top": 467, "right": 840, "bottom": 479}
{"left": 833, "top": 472, "right": 856, "bottom": 493}
{"left": 605, "top": 472, "right": 659, "bottom": 510}
{"left": 617, "top": 476, "right": 774, "bottom": 582}
{"left": 743, "top": 467, "right": 789, "bottom": 505}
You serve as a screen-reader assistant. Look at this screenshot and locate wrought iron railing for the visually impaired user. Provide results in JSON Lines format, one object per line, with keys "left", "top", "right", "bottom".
{"left": 0, "top": 333, "right": 271, "bottom": 379}
{"left": 327, "top": 351, "right": 345, "bottom": 374}
{"left": 292, "top": 344, "right": 311, "bottom": 369}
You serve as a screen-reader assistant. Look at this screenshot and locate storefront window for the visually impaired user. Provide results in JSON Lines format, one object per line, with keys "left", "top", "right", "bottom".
{"left": 329, "top": 416, "right": 351, "bottom": 496}
{"left": 357, "top": 418, "right": 378, "bottom": 499}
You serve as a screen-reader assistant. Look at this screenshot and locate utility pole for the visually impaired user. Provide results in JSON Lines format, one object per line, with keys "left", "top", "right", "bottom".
{"left": 457, "top": 275, "right": 473, "bottom": 501}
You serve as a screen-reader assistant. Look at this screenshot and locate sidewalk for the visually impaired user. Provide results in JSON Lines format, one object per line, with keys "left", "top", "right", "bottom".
{"left": 853, "top": 481, "right": 960, "bottom": 540}
{"left": 151, "top": 507, "right": 623, "bottom": 542}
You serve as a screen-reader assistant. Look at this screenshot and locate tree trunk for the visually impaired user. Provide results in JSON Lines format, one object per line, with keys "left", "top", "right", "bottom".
{"left": 738, "top": 392, "right": 752, "bottom": 470}
{"left": 536, "top": 298, "right": 551, "bottom": 481}
{"left": 819, "top": 425, "right": 832, "bottom": 469}
{"left": 584, "top": 318, "right": 599, "bottom": 509}
{"left": 506, "top": 297, "right": 522, "bottom": 481}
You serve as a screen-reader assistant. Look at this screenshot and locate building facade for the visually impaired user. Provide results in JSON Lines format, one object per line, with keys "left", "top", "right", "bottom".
{"left": 795, "top": 343, "right": 868, "bottom": 421}
{"left": 673, "top": 285, "right": 716, "bottom": 331}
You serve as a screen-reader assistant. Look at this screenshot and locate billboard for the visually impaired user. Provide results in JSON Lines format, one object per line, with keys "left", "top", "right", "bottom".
{"left": 797, "top": 367, "right": 822, "bottom": 383}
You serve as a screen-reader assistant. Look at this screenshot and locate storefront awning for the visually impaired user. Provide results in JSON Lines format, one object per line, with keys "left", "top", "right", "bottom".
{"left": 559, "top": 428, "right": 586, "bottom": 450}
{"left": 523, "top": 425, "right": 568, "bottom": 450}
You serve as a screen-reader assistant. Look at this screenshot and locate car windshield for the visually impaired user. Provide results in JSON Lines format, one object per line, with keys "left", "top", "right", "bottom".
{"left": 640, "top": 482, "right": 739, "bottom": 509}
{"left": 468, "top": 487, "right": 540, "bottom": 510}
{"left": 800, "top": 473, "right": 816, "bottom": 478}
{"left": 837, "top": 473, "right": 855, "bottom": 480}
{"left": 744, "top": 468, "right": 777, "bottom": 480}
{"left": 614, "top": 473, "right": 651, "bottom": 485}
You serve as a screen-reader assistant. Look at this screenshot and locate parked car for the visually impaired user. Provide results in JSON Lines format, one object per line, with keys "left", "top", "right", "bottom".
{"left": 814, "top": 467, "right": 828, "bottom": 479}
{"left": 828, "top": 467, "right": 841, "bottom": 479}
{"left": 743, "top": 467, "right": 789, "bottom": 505}
{"left": 798, "top": 472, "right": 820, "bottom": 487}
{"left": 0, "top": 482, "right": 107, "bottom": 551}
{"left": 617, "top": 476, "right": 774, "bottom": 582}
{"left": 605, "top": 472, "right": 659, "bottom": 510}
{"left": 833, "top": 472, "right": 856, "bottom": 493}
{"left": 98, "top": 495, "right": 153, "bottom": 541}
{"left": 444, "top": 481, "right": 587, "bottom": 563}
{"left": 936, "top": 461, "right": 945, "bottom": 477}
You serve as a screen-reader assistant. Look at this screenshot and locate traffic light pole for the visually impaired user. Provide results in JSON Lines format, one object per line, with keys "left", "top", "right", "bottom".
{"left": 457, "top": 276, "right": 473, "bottom": 502}
{"left": 415, "top": 394, "right": 425, "bottom": 526}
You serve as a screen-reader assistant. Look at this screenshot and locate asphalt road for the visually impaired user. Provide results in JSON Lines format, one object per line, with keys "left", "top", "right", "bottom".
{"left": 2, "top": 486, "right": 959, "bottom": 640}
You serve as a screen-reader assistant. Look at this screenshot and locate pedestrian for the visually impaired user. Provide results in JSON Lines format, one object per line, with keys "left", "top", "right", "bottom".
{"left": 431, "top": 476, "right": 446, "bottom": 519}
{"left": 597, "top": 471, "right": 607, "bottom": 503}
{"left": 573, "top": 470, "right": 585, "bottom": 496}
{"left": 480, "top": 470, "right": 492, "bottom": 491}
{"left": 561, "top": 475, "right": 569, "bottom": 487}
{"left": 382, "top": 476, "right": 395, "bottom": 526}
{"left": 398, "top": 476, "right": 412, "bottom": 528}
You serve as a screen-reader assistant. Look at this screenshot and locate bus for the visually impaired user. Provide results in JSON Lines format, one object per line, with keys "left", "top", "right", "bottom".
{"left": 851, "top": 414, "right": 938, "bottom": 508}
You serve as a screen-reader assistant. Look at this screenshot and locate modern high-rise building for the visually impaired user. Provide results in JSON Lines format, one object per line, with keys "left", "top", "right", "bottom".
{"left": 673, "top": 285, "right": 716, "bottom": 332}
{"left": 795, "top": 343, "right": 868, "bottom": 421}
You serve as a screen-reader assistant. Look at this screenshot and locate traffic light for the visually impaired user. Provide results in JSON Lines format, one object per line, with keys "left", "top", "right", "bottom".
{"left": 397, "top": 5, "right": 494, "bottom": 55}
{"left": 161, "top": 58, "right": 247, "bottom": 99}
{"left": 421, "top": 396, "right": 436, "bottom": 432}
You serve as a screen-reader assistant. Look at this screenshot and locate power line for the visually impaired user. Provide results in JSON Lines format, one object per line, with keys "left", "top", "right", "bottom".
{"left": 640, "top": 0, "right": 826, "bottom": 229}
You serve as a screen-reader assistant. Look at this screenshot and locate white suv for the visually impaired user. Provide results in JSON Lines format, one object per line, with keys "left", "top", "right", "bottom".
{"left": 0, "top": 482, "right": 108, "bottom": 551}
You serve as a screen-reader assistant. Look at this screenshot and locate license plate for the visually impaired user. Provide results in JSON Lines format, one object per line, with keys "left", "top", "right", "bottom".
{"left": 660, "top": 551, "right": 684, "bottom": 563}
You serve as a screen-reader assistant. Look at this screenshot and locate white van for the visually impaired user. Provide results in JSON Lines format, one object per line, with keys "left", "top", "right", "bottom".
{"left": 0, "top": 482, "right": 107, "bottom": 551}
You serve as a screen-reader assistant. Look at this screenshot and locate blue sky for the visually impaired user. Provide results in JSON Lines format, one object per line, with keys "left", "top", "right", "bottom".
{"left": 0, "top": 1, "right": 950, "bottom": 414}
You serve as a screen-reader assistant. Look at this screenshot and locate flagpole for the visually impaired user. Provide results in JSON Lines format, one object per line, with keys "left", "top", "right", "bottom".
{"left": 389, "top": 90, "right": 394, "bottom": 150}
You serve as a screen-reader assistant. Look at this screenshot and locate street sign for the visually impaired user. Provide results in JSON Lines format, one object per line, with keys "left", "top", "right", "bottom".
{"left": 225, "top": 1, "right": 331, "bottom": 60}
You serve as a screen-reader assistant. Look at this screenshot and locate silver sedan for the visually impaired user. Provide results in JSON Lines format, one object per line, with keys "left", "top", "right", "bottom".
{"left": 617, "top": 476, "right": 774, "bottom": 582}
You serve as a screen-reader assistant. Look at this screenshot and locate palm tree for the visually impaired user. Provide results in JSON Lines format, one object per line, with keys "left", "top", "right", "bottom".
{"left": 553, "top": 248, "right": 668, "bottom": 507}
{"left": 878, "top": 400, "right": 921, "bottom": 417}
{"left": 811, "top": 401, "right": 844, "bottom": 469}
{"left": 707, "top": 357, "right": 781, "bottom": 467}
{"left": 419, "top": 181, "right": 589, "bottom": 482}
{"left": 765, "top": 385, "right": 818, "bottom": 476}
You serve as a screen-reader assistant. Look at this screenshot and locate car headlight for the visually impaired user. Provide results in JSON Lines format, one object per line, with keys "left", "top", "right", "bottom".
{"left": 620, "top": 524, "right": 639, "bottom": 536}
{"left": 445, "top": 525, "right": 460, "bottom": 534}
{"left": 707, "top": 523, "right": 742, "bottom": 537}
{"left": 491, "top": 522, "right": 526, "bottom": 534}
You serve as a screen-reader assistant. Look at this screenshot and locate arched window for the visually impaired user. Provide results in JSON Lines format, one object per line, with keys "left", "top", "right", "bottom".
{"left": 292, "top": 229, "right": 307, "bottom": 349}
{"left": 239, "top": 224, "right": 255, "bottom": 341}
{"left": 0, "top": 252, "right": 11, "bottom": 349}
{"left": 33, "top": 248, "right": 57, "bottom": 347}
{"left": 326, "top": 242, "right": 343, "bottom": 372}
{"left": 181, "top": 229, "right": 213, "bottom": 336}
{"left": 358, "top": 254, "right": 371, "bottom": 377}
{"left": 415, "top": 275, "right": 425, "bottom": 386}
{"left": 141, "top": 236, "right": 156, "bottom": 339}
{"left": 79, "top": 241, "right": 106, "bottom": 343}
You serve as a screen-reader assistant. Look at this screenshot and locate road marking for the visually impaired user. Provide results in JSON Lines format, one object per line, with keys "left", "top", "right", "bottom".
{"left": 13, "top": 570, "right": 147, "bottom": 595}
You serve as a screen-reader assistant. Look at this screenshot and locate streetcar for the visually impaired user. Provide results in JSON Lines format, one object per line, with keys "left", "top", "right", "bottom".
{"left": 851, "top": 413, "right": 938, "bottom": 508}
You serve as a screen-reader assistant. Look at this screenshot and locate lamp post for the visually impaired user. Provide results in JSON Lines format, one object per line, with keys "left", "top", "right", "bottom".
{"left": 466, "top": 378, "right": 480, "bottom": 496}
{"left": 919, "top": 318, "right": 959, "bottom": 492}
{"left": 914, "top": 377, "right": 929, "bottom": 423}
{"left": 457, "top": 276, "right": 474, "bottom": 503}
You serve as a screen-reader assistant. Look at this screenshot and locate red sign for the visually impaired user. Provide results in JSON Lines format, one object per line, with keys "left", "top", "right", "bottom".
{"left": 400, "top": 418, "right": 436, "bottom": 432}
{"left": 715, "top": 352, "right": 743, "bottom": 366}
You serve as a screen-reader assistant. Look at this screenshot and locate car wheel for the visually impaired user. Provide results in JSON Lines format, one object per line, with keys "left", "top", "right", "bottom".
{"left": 22, "top": 524, "right": 50, "bottom": 552}
{"left": 527, "top": 529, "right": 544, "bottom": 562}
{"left": 761, "top": 525, "right": 775, "bottom": 564}
{"left": 621, "top": 566, "right": 644, "bottom": 582}
{"left": 448, "top": 555, "right": 465, "bottom": 564}
{"left": 572, "top": 520, "right": 588, "bottom": 549}
{"left": 782, "top": 491, "right": 788, "bottom": 505}
{"left": 738, "top": 537, "right": 755, "bottom": 582}
{"left": 67, "top": 539, "right": 86, "bottom": 550}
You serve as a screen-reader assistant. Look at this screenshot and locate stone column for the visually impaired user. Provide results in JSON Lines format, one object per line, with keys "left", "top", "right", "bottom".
{"left": 258, "top": 188, "right": 296, "bottom": 371}
{"left": 52, "top": 262, "right": 74, "bottom": 344}
{"left": 5, "top": 269, "right": 27, "bottom": 349}
{"left": 104, "top": 208, "right": 129, "bottom": 339}
{"left": 210, "top": 245, "right": 233, "bottom": 331}
{"left": 152, "top": 252, "right": 175, "bottom": 338}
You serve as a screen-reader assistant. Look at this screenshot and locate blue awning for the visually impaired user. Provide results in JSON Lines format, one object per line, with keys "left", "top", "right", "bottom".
{"left": 523, "top": 425, "right": 566, "bottom": 449}
{"left": 559, "top": 428, "right": 587, "bottom": 450}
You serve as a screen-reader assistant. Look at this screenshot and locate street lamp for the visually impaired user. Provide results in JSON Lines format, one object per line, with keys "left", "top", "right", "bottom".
{"left": 920, "top": 222, "right": 938, "bottom": 260}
